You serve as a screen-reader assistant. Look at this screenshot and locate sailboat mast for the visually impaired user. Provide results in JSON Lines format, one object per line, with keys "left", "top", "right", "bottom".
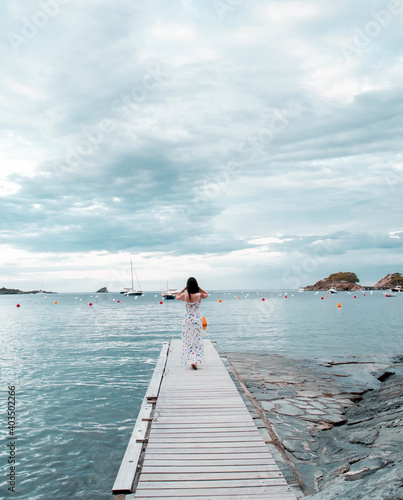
{"left": 134, "top": 268, "right": 142, "bottom": 290}
{"left": 130, "top": 259, "right": 134, "bottom": 289}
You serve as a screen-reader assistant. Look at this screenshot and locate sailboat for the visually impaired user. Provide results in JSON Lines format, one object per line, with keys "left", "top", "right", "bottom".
{"left": 161, "top": 281, "right": 178, "bottom": 300}
{"left": 120, "top": 259, "right": 143, "bottom": 296}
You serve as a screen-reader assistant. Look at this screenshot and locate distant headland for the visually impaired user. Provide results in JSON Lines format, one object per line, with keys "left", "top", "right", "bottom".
{"left": 304, "top": 272, "right": 403, "bottom": 291}
{"left": 0, "top": 287, "right": 57, "bottom": 295}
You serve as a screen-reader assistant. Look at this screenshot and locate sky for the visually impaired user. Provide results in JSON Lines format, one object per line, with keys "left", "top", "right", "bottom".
{"left": 0, "top": 0, "right": 402, "bottom": 292}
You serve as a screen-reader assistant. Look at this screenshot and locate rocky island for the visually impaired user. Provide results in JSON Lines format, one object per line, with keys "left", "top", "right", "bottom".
{"left": 304, "top": 272, "right": 362, "bottom": 292}
{"left": 373, "top": 272, "right": 403, "bottom": 290}
{"left": 304, "top": 272, "right": 403, "bottom": 292}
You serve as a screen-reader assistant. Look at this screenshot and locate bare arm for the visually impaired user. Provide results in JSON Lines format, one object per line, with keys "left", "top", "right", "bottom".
{"left": 199, "top": 287, "right": 209, "bottom": 299}
{"left": 175, "top": 287, "right": 187, "bottom": 300}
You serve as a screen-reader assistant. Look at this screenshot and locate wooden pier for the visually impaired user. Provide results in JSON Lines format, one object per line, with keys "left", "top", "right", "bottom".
{"left": 113, "top": 339, "right": 297, "bottom": 499}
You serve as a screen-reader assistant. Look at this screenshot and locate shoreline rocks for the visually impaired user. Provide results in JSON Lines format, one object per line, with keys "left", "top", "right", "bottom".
{"left": 303, "top": 271, "right": 402, "bottom": 291}
{"left": 0, "top": 287, "right": 56, "bottom": 295}
{"left": 222, "top": 350, "right": 403, "bottom": 500}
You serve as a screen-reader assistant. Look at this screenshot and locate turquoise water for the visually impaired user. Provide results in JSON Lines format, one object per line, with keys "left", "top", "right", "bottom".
{"left": 0, "top": 290, "right": 402, "bottom": 499}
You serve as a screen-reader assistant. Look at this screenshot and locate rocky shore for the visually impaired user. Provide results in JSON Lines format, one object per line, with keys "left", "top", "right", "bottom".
{"left": 304, "top": 272, "right": 403, "bottom": 292}
{"left": 220, "top": 350, "right": 403, "bottom": 500}
{"left": 0, "top": 287, "right": 56, "bottom": 295}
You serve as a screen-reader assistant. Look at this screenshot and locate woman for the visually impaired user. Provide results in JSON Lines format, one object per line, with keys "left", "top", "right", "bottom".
{"left": 176, "top": 277, "right": 208, "bottom": 370}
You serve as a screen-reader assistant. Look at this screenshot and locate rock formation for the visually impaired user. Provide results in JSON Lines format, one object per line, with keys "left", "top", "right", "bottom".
{"left": 373, "top": 272, "right": 403, "bottom": 290}
{"left": 96, "top": 287, "right": 109, "bottom": 293}
{"left": 304, "top": 272, "right": 362, "bottom": 291}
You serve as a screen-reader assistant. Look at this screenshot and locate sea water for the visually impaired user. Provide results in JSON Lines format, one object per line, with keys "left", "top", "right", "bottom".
{"left": 0, "top": 290, "right": 402, "bottom": 499}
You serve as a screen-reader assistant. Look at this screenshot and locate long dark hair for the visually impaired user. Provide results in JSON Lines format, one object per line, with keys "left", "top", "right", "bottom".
{"left": 186, "top": 277, "right": 199, "bottom": 299}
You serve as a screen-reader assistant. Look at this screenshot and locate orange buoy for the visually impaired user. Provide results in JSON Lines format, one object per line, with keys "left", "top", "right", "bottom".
{"left": 218, "top": 299, "right": 222, "bottom": 303}
{"left": 337, "top": 302, "right": 341, "bottom": 308}
{"left": 54, "top": 301, "right": 57, "bottom": 304}
{"left": 202, "top": 316, "right": 207, "bottom": 327}
{"left": 326, "top": 295, "right": 329, "bottom": 298}
{"left": 238, "top": 297, "right": 241, "bottom": 300}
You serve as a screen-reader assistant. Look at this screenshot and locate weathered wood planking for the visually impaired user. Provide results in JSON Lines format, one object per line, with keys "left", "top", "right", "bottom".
{"left": 112, "top": 342, "right": 169, "bottom": 494}
{"left": 145, "top": 341, "right": 169, "bottom": 401}
{"left": 111, "top": 338, "right": 297, "bottom": 499}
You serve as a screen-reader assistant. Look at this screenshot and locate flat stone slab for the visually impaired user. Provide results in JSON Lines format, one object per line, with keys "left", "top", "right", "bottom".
{"left": 276, "top": 402, "right": 306, "bottom": 416}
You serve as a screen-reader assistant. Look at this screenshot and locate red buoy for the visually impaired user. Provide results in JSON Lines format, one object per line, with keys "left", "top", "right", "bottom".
{"left": 89, "top": 303, "right": 93, "bottom": 306}
{"left": 160, "top": 301, "right": 163, "bottom": 304}
{"left": 16, "top": 304, "right": 20, "bottom": 307}
{"left": 117, "top": 300, "right": 120, "bottom": 303}
{"left": 354, "top": 296, "right": 357, "bottom": 298}
{"left": 321, "top": 297, "right": 324, "bottom": 300}
{"left": 262, "top": 298, "right": 265, "bottom": 301}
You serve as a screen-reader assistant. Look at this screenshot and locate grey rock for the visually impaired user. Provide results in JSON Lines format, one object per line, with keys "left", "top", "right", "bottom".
{"left": 297, "top": 390, "right": 324, "bottom": 398}
{"left": 321, "top": 414, "right": 347, "bottom": 424}
{"left": 282, "top": 438, "right": 307, "bottom": 453}
{"left": 276, "top": 403, "right": 306, "bottom": 416}
{"left": 264, "top": 383, "right": 282, "bottom": 390}
{"left": 348, "top": 429, "right": 379, "bottom": 445}
{"left": 256, "top": 393, "right": 284, "bottom": 401}
{"left": 261, "top": 401, "right": 275, "bottom": 412}
{"left": 293, "top": 451, "right": 315, "bottom": 461}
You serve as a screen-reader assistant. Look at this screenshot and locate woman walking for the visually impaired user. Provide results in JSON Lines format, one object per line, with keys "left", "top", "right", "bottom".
{"left": 176, "top": 277, "right": 208, "bottom": 370}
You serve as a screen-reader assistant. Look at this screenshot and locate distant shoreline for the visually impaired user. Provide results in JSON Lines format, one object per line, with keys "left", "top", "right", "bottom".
{"left": 0, "top": 287, "right": 56, "bottom": 295}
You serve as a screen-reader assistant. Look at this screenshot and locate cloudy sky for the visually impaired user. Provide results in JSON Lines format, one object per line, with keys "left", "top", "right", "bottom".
{"left": 1, "top": 0, "right": 402, "bottom": 292}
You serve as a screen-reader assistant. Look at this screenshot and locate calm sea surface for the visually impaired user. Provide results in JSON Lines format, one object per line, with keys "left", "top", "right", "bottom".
{"left": 1, "top": 290, "right": 402, "bottom": 499}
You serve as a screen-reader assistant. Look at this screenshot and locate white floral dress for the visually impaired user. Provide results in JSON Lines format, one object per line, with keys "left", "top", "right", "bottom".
{"left": 181, "top": 292, "right": 205, "bottom": 366}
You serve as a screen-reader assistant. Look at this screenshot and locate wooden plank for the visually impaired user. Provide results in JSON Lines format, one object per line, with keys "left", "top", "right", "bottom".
{"left": 143, "top": 452, "right": 276, "bottom": 460}
{"left": 147, "top": 439, "right": 267, "bottom": 453}
{"left": 140, "top": 471, "right": 284, "bottom": 480}
{"left": 141, "top": 465, "right": 280, "bottom": 473}
{"left": 145, "top": 342, "right": 169, "bottom": 401}
{"left": 149, "top": 428, "right": 261, "bottom": 435}
{"left": 112, "top": 342, "right": 170, "bottom": 494}
{"left": 137, "top": 478, "right": 288, "bottom": 488}
{"left": 146, "top": 435, "right": 263, "bottom": 443}
{"left": 112, "top": 402, "right": 153, "bottom": 493}
{"left": 134, "top": 493, "right": 288, "bottom": 500}
{"left": 133, "top": 486, "right": 296, "bottom": 498}
{"left": 148, "top": 422, "right": 258, "bottom": 429}
{"left": 142, "top": 460, "right": 278, "bottom": 467}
